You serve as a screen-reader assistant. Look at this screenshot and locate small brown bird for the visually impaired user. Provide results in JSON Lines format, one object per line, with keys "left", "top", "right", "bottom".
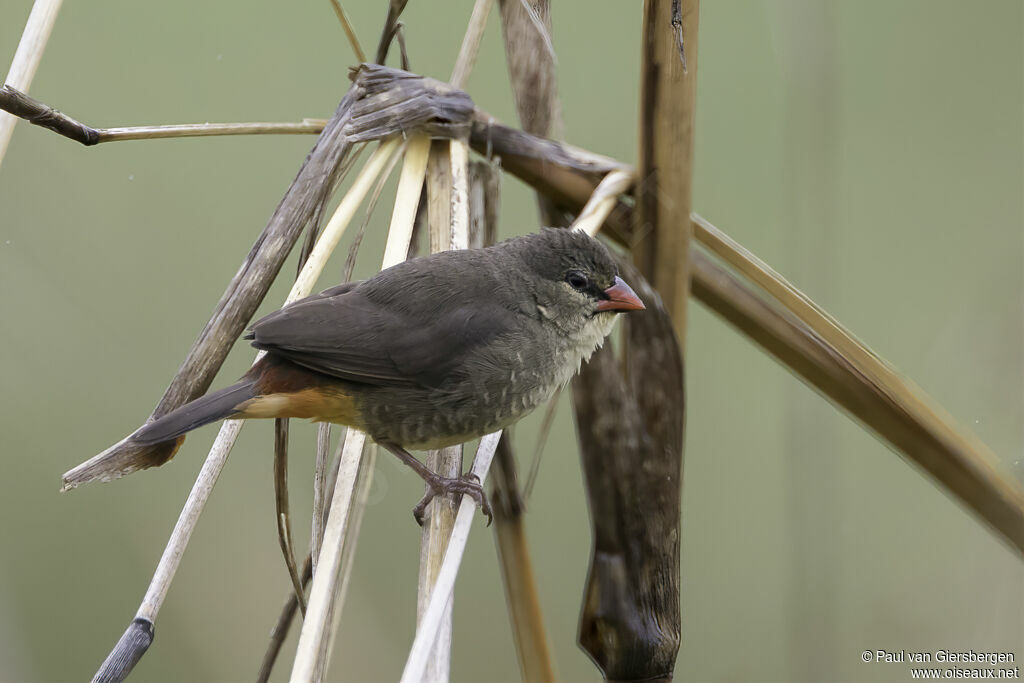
{"left": 131, "top": 228, "right": 644, "bottom": 523}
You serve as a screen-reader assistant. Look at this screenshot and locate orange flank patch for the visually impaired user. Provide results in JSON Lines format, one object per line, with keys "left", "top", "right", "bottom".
{"left": 235, "top": 388, "right": 364, "bottom": 428}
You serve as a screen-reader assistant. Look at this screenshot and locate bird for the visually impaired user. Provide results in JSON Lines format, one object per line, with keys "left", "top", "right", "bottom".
{"left": 130, "top": 228, "right": 645, "bottom": 524}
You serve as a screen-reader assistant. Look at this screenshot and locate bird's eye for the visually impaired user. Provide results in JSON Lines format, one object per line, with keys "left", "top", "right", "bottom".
{"left": 566, "top": 271, "right": 589, "bottom": 290}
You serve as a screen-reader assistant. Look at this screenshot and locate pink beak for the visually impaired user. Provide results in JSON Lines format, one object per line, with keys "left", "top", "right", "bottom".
{"left": 596, "top": 276, "right": 645, "bottom": 312}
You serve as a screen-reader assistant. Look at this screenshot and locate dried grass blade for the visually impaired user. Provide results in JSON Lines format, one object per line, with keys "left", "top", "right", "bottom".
{"left": 0, "top": 0, "right": 63, "bottom": 168}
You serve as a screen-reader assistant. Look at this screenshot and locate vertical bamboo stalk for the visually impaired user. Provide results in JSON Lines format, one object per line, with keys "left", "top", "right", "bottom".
{"left": 0, "top": 0, "right": 63, "bottom": 169}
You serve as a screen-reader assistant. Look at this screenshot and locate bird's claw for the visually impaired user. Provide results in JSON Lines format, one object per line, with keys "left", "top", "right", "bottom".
{"left": 413, "top": 472, "right": 492, "bottom": 527}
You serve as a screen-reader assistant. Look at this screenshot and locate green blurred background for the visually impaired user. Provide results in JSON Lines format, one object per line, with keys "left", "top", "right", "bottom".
{"left": 1, "top": 1, "right": 1021, "bottom": 681}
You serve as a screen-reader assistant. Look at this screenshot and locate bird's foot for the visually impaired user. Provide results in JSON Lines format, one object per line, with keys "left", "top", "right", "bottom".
{"left": 413, "top": 472, "right": 492, "bottom": 527}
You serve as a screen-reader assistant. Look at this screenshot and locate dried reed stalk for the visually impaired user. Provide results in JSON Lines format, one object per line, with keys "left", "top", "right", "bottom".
{"left": 289, "top": 134, "right": 429, "bottom": 683}
{"left": 415, "top": 139, "right": 463, "bottom": 683}
{"left": 0, "top": 0, "right": 63, "bottom": 169}
{"left": 690, "top": 217, "right": 1024, "bottom": 556}
{"left": 327, "top": 0, "right": 366, "bottom": 63}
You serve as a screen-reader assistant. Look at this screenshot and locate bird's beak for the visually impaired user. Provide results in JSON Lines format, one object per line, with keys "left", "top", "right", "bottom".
{"left": 596, "top": 276, "right": 645, "bottom": 312}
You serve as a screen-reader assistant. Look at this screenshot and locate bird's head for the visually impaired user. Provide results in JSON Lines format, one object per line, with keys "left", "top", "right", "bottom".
{"left": 507, "top": 228, "right": 645, "bottom": 337}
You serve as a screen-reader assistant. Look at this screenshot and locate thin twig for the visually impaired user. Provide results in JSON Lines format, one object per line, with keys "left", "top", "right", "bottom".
{"left": 327, "top": 0, "right": 366, "bottom": 63}
{"left": 1, "top": 83, "right": 327, "bottom": 145}
{"left": 274, "top": 419, "right": 307, "bottom": 616}
{"left": 450, "top": 0, "right": 494, "bottom": 89}
{"left": 374, "top": 0, "right": 409, "bottom": 65}
{"left": 257, "top": 554, "right": 312, "bottom": 683}
{"left": 400, "top": 432, "right": 502, "bottom": 683}
{"left": 0, "top": 0, "right": 63, "bottom": 168}
{"left": 394, "top": 23, "right": 411, "bottom": 71}
{"left": 522, "top": 389, "right": 559, "bottom": 500}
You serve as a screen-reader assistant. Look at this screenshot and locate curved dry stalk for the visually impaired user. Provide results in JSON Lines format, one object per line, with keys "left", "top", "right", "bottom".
{"left": 571, "top": 169, "right": 635, "bottom": 237}
{"left": 0, "top": 0, "right": 63, "bottom": 168}
{"left": 274, "top": 418, "right": 306, "bottom": 616}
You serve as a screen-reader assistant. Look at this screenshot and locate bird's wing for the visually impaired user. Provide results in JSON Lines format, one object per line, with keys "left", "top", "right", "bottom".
{"left": 247, "top": 281, "right": 517, "bottom": 389}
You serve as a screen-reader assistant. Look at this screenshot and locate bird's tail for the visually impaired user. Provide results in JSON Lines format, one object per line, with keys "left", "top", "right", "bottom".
{"left": 132, "top": 380, "right": 257, "bottom": 445}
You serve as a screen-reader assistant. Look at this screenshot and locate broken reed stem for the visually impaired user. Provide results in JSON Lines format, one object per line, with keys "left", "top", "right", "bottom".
{"left": 0, "top": 0, "right": 63, "bottom": 168}
{"left": 449, "top": 0, "right": 494, "bottom": 90}
{"left": 89, "top": 139, "right": 400, "bottom": 683}
{"left": 400, "top": 432, "right": 502, "bottom": 683}
{"left": 327, "top": 0, "right": 366, "bottom": 63}
{"left": 289, "top": 135, "right": 429, "bottom": 683}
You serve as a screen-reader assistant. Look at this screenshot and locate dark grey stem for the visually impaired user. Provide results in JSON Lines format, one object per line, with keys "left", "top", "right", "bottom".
{"left": 0, "top": 83, "right": 100, "bottom": 144}
{"left": 275, "top": 418, "right": 307, "bottom": 616}
{"left": 90, "top": 618, "right": 154, "bottom": 683}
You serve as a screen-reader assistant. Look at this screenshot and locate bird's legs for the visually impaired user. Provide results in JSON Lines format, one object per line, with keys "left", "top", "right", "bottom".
{"left": 378, "top": 441, "right": 492, "bottom": 526}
